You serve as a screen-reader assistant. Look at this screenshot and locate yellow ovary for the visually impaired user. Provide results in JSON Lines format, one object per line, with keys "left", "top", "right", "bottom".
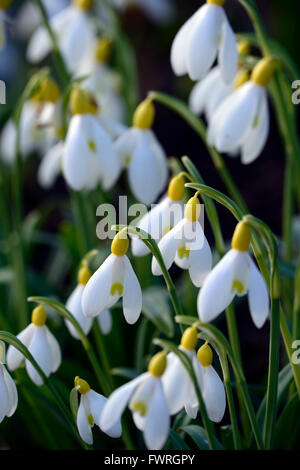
{"left": 197, "top": 343, "right": 213, "bottom": 367}
{"left": 251, "top": 56, "right": 277, "bottom": 88}
{"left": 111, "top": 230, "right": 129, "bottom": 256}
{"left": 181, "top": 327, "right": 198, "bottom": 351}
{"left": 231, "top": 221, "right": 251, "bottom": 252}
{"left": 75, "top": 376, "right": 91, "bottom": 395}
{"left": 168, "top": 174, "right": 185, "bottom": 202}
{"left": 133, "top": 98, "right": 155, "bottom": 130}
{"left": 77, "top": 266, "right": 92, "bottom": 286}
{"left": 148, "top": 351, "right": 167, "bottom": 378}
{"left": 31, "top": 305, "right": 47, "bottom": 326}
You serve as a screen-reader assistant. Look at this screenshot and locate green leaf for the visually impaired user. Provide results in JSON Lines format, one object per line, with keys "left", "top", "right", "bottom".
{"left": 142, "top": 286, "right": 174, "bottom": 337}
{"left": 110, "top": 367, "right": 139, "bottom": 380}
{"left": 166, "top": 429, "right": 190, "bottom": 450}
{"left": 180, "top": 425, "right": 210, "bottom": 450}
{"left": 273, "top": 393, "right": 300, "bottom": 449}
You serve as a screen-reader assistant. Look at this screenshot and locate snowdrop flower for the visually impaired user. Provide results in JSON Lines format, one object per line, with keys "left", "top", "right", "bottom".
{"left": 101, "top": 351, "right": 170, "bottom": 450}
{"left": 198, "top": 220, "right": 269, "bottom": 328}
{"left": 62, "top": 87, "right": 120, "bottom": 191}
{"left": 189, "top": 40, "right": 250, "bottom": 122}
{"left": 82, "top": 230, "right": 142, "bottom": 325}
{"left": 115, "top": 98, "right": 168, "bottom": 205}
{"left": 131, "top": 174, "right": 185, "bottom": 257}
{"left": 65, "top": 266, "right": 112, "bottom": 339}
{"left": 111, "top": 0, "right": 174, "bottom": 24}
{"left": 17, "top": 0, "right": 68, "bottom": 39}
{"left": 74, "top": 376, "right": 121, "bottom": 444}
{"left": 6, "top": 305, "right": 62, "bottom": 386}
{"left": 0, "top": 0, "right": 13, "bottom": 49}
{"left": 0, "top": 341, "right": 18, "bottom": 423}
{"left": 152, "top": 194, "right": 212, "bottom": 287}
{"left": 208, "top": 56, "right": 275, "bottom": 164}
{"left": 27, "top": 0, "right": 97, "bottom": 74}
{"left": 171, "top": 0, "right": 238, "bottom": 84}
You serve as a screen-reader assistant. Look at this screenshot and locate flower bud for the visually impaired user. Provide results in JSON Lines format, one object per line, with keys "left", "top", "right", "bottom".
{"left": 185, "top": 196, "right": 201, "bottom": 222}
{"left": 77, "top": 266, "right": 92, "bottom": 285}
{"left": 148, "top": 351, "right": 167, "bottom": 377}
{"left": 197, "top": 343, "right": 213, "bottom": 367}
{"left": 32, "top": 305, "right": 47, "bottom": 326}
{"left": 70, "top": 88, "right": 98, "bottom": 115}
{"left": 231, "top": 220, "right": 251, "bottom": 252}
{"left": 251, "top": 56, "right": 277, "bottom": 88}
{"left": 133, "top": 99, "right": 155, "bottom": 130}
{"left": 75, "top": 376, "right": 91, "bottom": 394}
{"left": 168, "top": 174, "right": 185, "bottom": 202}
{"left": 111, "top": 230, "right": 129, "bottom": 257}
{"left": 180, "top": 327, "right": 198, "bottom": 351}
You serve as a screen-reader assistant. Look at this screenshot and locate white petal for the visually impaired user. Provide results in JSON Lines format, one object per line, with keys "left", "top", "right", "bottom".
{"left": 144, "top": 380, "right": 170, "bottom": 450}
{"left": 6, "top": 324, "right": 35, "bottom": 371}
{"left": 187, "top": 4, "right": 224, "bottom": 81}
{"left": 189, "top": 67, "right": 222, "bottom": 115}
{"left": 97, "top": 309, "right": 112, "bottom": 335}
{"left": 189, "top": 236, "right": 212, "bottom": 287}
{"left": 77, "top": 396, "right": 93, "bottom": 445}
{"left": 82, "top": 254, "right": 115, "bottom": 318}
{"left": 0, "top": 367, "right": 9, "bottom": 423}
{"left": 88, "top": 390, "right": 122, "bottom": 438}
{"left": 248, "top": 256, "right": 269, "bottom": 328}
{"left": 114, "top": 128, "right": 138, "bottom": 167}
{"left": 2, "top": 366, "right": 18, "bottom": 418}
{"left": 202, "top": 366, "right": 226, "bottom": 422}
{"left": 122, "top": 256, "right": 142, "bottom": 325}
{"left": 66, "top": 284, "right": 93, "bottom": 339}
{"left": 162, "top": 351, "right": 192, "bottom": 415}
{"left": 100, "top": 373, "right": 148, "bottom": 431}
{"left": 197, "top": 249, "right": 238, "bottom": 322}
{"left": 38, "top": 141, "right": 63, "bottom": 189}
{"left": 45, "top": 326, "right": 62, "bottom": 372}
{"left": 151, "top": 218, "right": 185, "bottom": 275}
{"left": 26, "top": 326, "right": 52, "bottom": 386}
{"left": 218, "top": 17, "right": 238, "bottom": 84}
{"left": 232, "top": 251, "right": 250, "bottom": 296}
{"left": 26, "top": 25, "right": 51, "bottom": 62}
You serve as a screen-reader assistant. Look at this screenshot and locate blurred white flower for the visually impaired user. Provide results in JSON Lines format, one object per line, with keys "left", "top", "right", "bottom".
{"left": 101, "top": 351, "right": 170, "bottom": 450}
{"left": 17, "top": 0, "right": 68, "bottom": 39}
{"left": 27, "top": 0, "right": 97, "bottom": 74}
{"left": 111, "top": 0, "right": 175, "bottom": 24}
{"left": 171, "top": 0, "right": 237, "bottom": 83}
{"left": 198, "top": 221, "right": 269, "bottom": 328}
{"left": 152, "top": 195, "right": 212, "bottom": 287}
{"left": 115, "top": 98, "right": 168, "bottom": 205}
{"left": 82, "top": 231, "right": 142, "bottom": 325}
{"left": 207, "top": 57, "right": 275, "bottom": 164}
{"left": 6, "top": 305, "right": 62, "bottom": 386}
{"left": 74, "top": 376, "right": 122, "bottom": 444}
{"left": 0, "top": 341, "right": 18, "bottom": 424}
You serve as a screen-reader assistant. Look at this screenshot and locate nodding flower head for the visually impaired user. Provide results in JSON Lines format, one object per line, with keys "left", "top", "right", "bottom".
{"left": 180, "top": 327, "right": 198, "bottom": 351}
{"left": 148, "top": 351, "right": 167, "bottom": 378}
{"left": 77, "top": 266, "right": 92, "bottom": 286}
{"left": 206, "top": 0, "right": 226, "bottom": 5}
{"left": 231, "top": 220, "right": 251, "bottom": 252}
{"left": 167, "top": 174, "right": 185, "bottom": 202}
{"left": 70, "top": 87, "right": 98, "bottom": 115}
{"left": 73, "top": 0, "right": 93, "bottom": 10}
{"left": 184, "top": 195, "right": 201, "bottom": 222}
{"left": 133, "top": 98, "right": 155, "bottom": 130}
{"left": 31, "top": 305, "right": 47, "bottom": 327}
{"left": 95, "top": 37, "right": 112, "bottom": 63}
{"left": 75, "top": 376, "right": 91, "bottom": 394}
{"left": 111, "top": 230, "right": 129, "bottom": 257}
{"left": 251, "top": 56, "right": 277, "bottom": 88}
{"left": 197, "top": 342, "right": 213, "bottom": 367}
{"left": 0, "top": 0, "right": 13, "bottom": 9}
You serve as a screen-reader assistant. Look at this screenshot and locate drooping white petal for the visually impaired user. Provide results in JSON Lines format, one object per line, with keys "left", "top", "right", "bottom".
{"left": 26, "top": 25, "right": 52, "bottom": 62}
{"left": 189, "top": 67, "right": 222, "bottom": 116}
{"left": 147, "top": 130, "right": 168, "bottom": 197}
{"left": 38, "top": 141, "right": 63, "bottom": 189}
{"left": 197, "top": 249, "right": 238, "bottom": 323}
{"left": 101, "top": 373, "right": 148, "bottom": 431}
{"left": 45, "top": 326, "right": 62, "bottom": 372}
{"left": 66, "top": 284, "right": 93, "bottom": 339}
{"left": 189, "top": 236, "right": 212, "bottom": 287}
{"left": 77, "top": 396, "right": 93, "bottom": 445}
{"left": 0, "top": 366, "right": 9, "bottom": 423}
{"left": 26, "top": 326, "right": 52, "bottom": 386}
{"left": 97, "top": 309, "right": 112, "bottom": 335}
{"left": 206, "top": 74, "right": 232, "bottom": 123}
{"left": 6, "top": 324, "right": 35, "bottom": 371}
{"left": 88, "top": 390, "right": 122, "bottom": 438}
{"left": 144, "top": 379, "right": 170, "bottom": 450}
{"left": 248, "top": 256, "right": 269, "bottom": 328}
{"left": 232, "top": 250, "right": 250, "bottom": 296}
{"left": 122, "top": 256, "right": 142, "bottom": 325}
{"left": 130, "top": 374, "right": 157, "bottom": 431}
{"left": 82, "top": 254, "right": 115, "bottom": 318}
{"left": 187, "top": 4, "right": 224, "bottom": 81}
{"left": 2, "top": 366, "right": 18, "bottom": 418}
{"left": 162, "top": 350, "right": 192, "bottom": 416}
{"left": 218, "top": 17, "right": 238, "bottom": 84}
{"left": 152, "top": 218, "right": 185, "bottom": 275}
{"left": 114, "top": 127, "right": 138, "bottom": 167}
{"left": 202, "top": 365, "right": 226, "bottom": 423}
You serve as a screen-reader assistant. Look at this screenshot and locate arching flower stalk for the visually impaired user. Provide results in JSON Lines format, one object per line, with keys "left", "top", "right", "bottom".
{"left": 0, "top": 341, "right": 18, "bottom": 424}
{"left": 100, "top": 351, "right": 170, "bottom": 450}
{"left": 6, "top": 305, "right": 62, "bottom": 386}
{"left": 171, "top": 0, "right": 238, "bottom": 83}
{"left": 198, "top": 220, "right": 269, "bottom": 328}
{"left": 152, "top": 193, "right": 212, "bottom": 287}
{"left": 114, "top": 98, "right": 168, "bottom": 205}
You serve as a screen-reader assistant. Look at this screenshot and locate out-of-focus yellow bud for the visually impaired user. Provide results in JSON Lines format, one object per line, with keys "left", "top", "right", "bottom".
{"left": 32, "top": 305, "right": 47, "bottom": 326}
{"left": 133, "top": 99, "right": 155, "bottom": 130}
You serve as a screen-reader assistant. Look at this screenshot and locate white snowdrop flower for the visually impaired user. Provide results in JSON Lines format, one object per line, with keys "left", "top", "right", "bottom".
{"left": 0, "top": 341, "right": 18, "bottom": 423}
{"left": 111, "top": 0, "right": 174, "bottom": 24}
{"left": 0, "top": 0, "right": 13, "bottom": 49}
{"left": 74, "top": 376, "right": 121, "bottom": 445}
{"left": 198, "top": 220, "right": 269, "bottom": 328}
{"left": 97, "top": 309, "right": 113, "bottom": 336}
{"left": 131, "top": 174, "right": 185, "bottom": 257}
{"left": 152, "top": 194, "right": 212, "bottom": 287}
{"left": 82, "top": 230, "right": 142, "bottom": 325}
{"left": 27, "top": 0, "right": 97, "bottom": 74}
{"left": 6, "top": 305, "right": 62, "bottom": 386}
{"left": 17, "top": 0, "right": 68, "bottom": 39}
{"left": 208, "top": 56, "right": 276, "bottom": 164}
{"left": 171, "top": 0, "right": 238, "bottom": 84}
{"left": 62, "top": 87, "right": 120, "bottom": 191}
{"left": 114, "top": 98, "right": 168, "bottom": 205}
{"left": 101, "top": 351, "right": 170, "bottom": 450}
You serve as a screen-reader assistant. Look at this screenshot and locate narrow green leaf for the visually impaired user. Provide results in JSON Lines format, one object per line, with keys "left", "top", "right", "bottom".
{"left": 142, "top": 286, "right": 174, "bottom": 337}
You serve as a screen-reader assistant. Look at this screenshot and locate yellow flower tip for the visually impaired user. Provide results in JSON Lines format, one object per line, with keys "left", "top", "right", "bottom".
{"left": 133, "top": 98, "right": 155, "bottom": 130}
{"left": 33, "top": 76, "right": 61, "bottom": 103}
{"left": 185, "top": 196, "right": 201, "bottom": 222}
{"left": 237, "top": 39, "right": 251, "bottom": 57}
{"left": 70, "top": 88, "right": 98, "bottom": 115}
{"left": 168, "top": 174, "right": 185, "bottom": 202}
{"left": 251, "top": 56, "right": 277, "bottom": 87}
{"left": 111, "top": 230, "right": 129, "bottom": 257}
{"left": 31, "top": 305, "right": 47, "bottom": 327}
{"left": 95, "top": 37, "right": 112, "bottom": 63}
{"left": 73, "top": 0, "right": 93, "bottom": 10}
{"left": 197, "top": 343, "right": 213, "bottom": 367}
{"left": 0, "top": 0, "right": 13, "bottom": 10}
{"left": 148, "top": 351, "right": 167, "bottom": 378}
{"left": 180, "top": 327, "right": 198, "bottom": 351}
{"left": 74, "top": 376, "right": 91, "bottom": 395}
{"left": 77, "top": 266, "right": 92, "bottom": 285}
{"left": 234, "top": 68, "right": 250, "bottom": 89}
{"left": 206, "top": 0, "right": 226, "bottom": 6}
{"left": 231, "top": 220, "right": 251, "bottom": 252}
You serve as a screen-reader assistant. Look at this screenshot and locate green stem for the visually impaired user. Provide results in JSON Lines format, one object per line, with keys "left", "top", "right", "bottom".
{"left": 92, "top": 321, "right": 114, "bottom": 389}
{"left": 293, "top": 259, "right": 300, "bottom": 340}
